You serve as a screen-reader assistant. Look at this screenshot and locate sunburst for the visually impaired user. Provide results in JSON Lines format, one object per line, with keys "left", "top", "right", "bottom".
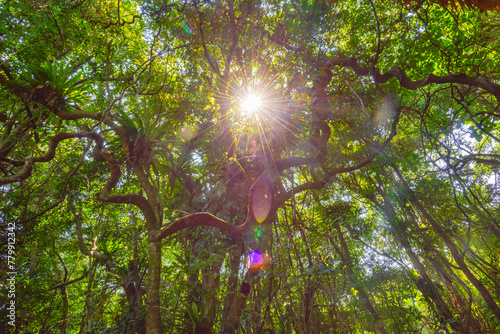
{"left": 200, "top": 57, "right": 310, "bottom": 175}
{"left": 240, "top": 92, "right": 263, "bottom": 117}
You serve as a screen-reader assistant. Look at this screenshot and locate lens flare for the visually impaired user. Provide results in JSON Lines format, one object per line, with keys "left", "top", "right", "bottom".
{"left": 247, "top": 250, "right": 263, "bottom": 270}
{"left": 252, "top": 176, "right": 273, "bottom": 223}
{"left": 254, "top": 228, "right": 263, "bottom": 238}
{"left": 246, "top": 250, "right": 272, "bottom": 270}
{"left": 241, "top": 94, "right": 263, "bottom": 115}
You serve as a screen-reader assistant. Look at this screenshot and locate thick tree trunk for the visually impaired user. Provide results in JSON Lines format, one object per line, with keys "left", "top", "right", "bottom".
{"left": 146, "top": 241, "right": 162, "bottom": 334}
{"left": 201, "top": 251, "right": 224, "bottom": 325}
{"left": 221, "top": 270, "right": 257, "bottom": 334}
{"left": 131, "top": 219, "right": 144, "bottom": 331}
{"left": 303, "top": 283, "right": 314, "bottom": 329}
{"left": 130, "top": 162, "right": 163, "bottom": 333}
{"left": 59, "top": 285, "right": 69, "bottom": 334}
{"left": 220, "top": 241, "right": 243, "bottom": 334}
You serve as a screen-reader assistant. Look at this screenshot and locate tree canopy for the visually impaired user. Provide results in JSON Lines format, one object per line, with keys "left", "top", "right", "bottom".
{"left": 1, "top": 0, "right": 500, "bottom": 333}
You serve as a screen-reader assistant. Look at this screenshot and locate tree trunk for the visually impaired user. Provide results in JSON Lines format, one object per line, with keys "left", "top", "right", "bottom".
{"left": 201, "top": 250, "right": 224, "bottom": 326}
{"left": 59, "top": 284, "right": 68, "bottom": 334}
{"left": 429, "top": 257, "right": 484, "bottom": 332}
{"left": 376, "top": 193, "right": 469, "bottom": 333}
{"left": 80, "top": 260, "right": 94, "bottom": 334}
{"left": 292, "top": 215, "right": 315, "bottom": 330}
{"left": 29, "top": 242, "right": 37, "bottom": 277}
{"left": 395, "top": 170, "right": 500, "bottom": 323}
{"left": 334, "top": 223, "right": 388, "bottom": 334}
{"left": 146, "top": 241, "right": 162, "bottom": 334}
{"left": 130, "top": 209, "right": 145, "bottom": 332}
{"left": 220, "top": 241, "right": 243, "bottom": 334}
{"left": 221, "top": 270, "right": 257, "bottom": 334}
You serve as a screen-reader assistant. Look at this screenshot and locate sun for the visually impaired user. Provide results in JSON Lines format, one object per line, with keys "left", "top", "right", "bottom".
{"left": 240, "top": 94, "right": 263, "bottom": 115}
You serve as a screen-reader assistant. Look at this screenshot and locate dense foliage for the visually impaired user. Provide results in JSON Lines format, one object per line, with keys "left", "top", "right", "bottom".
{"left": 1, "top": 0, "right": 500, "bottom": 333}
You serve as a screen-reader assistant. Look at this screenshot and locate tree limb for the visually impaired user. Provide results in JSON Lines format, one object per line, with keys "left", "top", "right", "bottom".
{"left": 0, "top": 132, "right": 104, "bottom": 185}
{"left": 16, "top": 145, "right": 89, "bottom": 224}
{"left": 73, "top": 211, "right": 117, "bottom": 270}
{"left": 325, "top": 57, "right": 500, "bottom": 102}
{"left": 49, "top": 270, "right": 89, "bottom": 290}
{"left": 104, "top": 194, "right": 158, "bottom": 234}
{"left": 150, "top": 212, "right": 244, "bottom": 243}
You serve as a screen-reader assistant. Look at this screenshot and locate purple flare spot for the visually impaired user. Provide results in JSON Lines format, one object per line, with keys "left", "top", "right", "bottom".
{"left": 247, "top": 250, "right": 263, "bottom": 270}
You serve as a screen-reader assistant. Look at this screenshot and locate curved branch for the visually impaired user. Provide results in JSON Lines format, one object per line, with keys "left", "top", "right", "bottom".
{"left": 104, "top": 194, "right": 158, "bottom": 234}
{"left": 279, "top": 180, "right": 327, "bottom": 206}
{"left": 310, "top": 69, "right": 333, "bottom": 157}
{"left": 325, "top": 57, "right": 500, "bottom": 102}
{"left": 275, "top": 156, "right": 318, "bottom": 171}
{"left": 1, "top": 130, "right": 158, "bottom": 232}
{"left": 49, "top": 270, "right": 88, "bottom": 291}
{"left": 267, "top": 108, "right": 401, "bottom": 223}
{"left": 0, "top": 132, "right": 104, "bottom": 185}
{"left": 275, "top": 75, "right": 399, "bottom": 175}
{"left": 92, "top": 143, "right": 159, "bottom": 232}
{"left": 16, "top": 145, "right": 89, "bottom": 224}
{"left": 95, "top": 148, "right": 121, "bottom": 198}
{"left": 74, "top": 211, "right": 116, "bottom": 270}
{"left": 0, "top": 70, "right": 126, "bottom": 137}
{"left": 452, "top": 154, "right": 500, "bottom": 169}
{"left": 150, "top": 212, "right": 244, "bottom": 243}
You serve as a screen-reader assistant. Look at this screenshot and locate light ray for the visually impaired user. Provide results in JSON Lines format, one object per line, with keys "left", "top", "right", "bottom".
{"left": 241, "top": 94, "right": 263, "bottom": 115}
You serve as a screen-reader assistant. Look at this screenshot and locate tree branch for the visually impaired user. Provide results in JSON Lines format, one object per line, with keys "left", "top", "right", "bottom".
{"left": 0, "top": 129, "right": 159, "bottom": 232}
{"left": 325, "top": 57, "right": 500, "bottom": 102}
{"left": 104, "top": 194, "right": 158, "bottom": 234}
{"left": 49, "top": 270, "right": 89, "bottom": 290}
{"left": 150, "top": 212, "right": 244, "bottom": 243}
{"left": 16, "top": 145, "right": 89, "bottom": 224}
{"left": 73, "top": 211, "right": 116, "bottom": 270}
{"left": 151, "top": 107, "right": 400, "bottom": 242}
{"left": 224, "top": 0, "right": 239, "bottom": 77}
{"left": 328, "top": 107, "right": 401, "bottom": 175}
{"left": 0, "top": 132, "right": 104, "bottom": 185}
{"left": 198, "top": 12, "right": 220, "bottom": 76}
